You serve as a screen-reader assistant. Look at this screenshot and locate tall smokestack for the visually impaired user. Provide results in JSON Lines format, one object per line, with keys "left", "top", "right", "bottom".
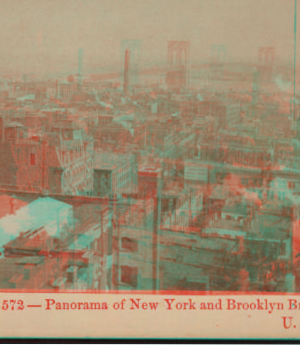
{"left": 124, "top": 49, "right": 131, "bottom": 94}
{"left": 77, "top": 48, "right": 83, "bottom": 91}
{"left": 55, "top": 79, "right": 58, "bottom": 99}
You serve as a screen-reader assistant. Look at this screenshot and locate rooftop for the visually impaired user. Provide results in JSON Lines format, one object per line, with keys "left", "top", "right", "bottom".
{"left": 52, "top": 121, "right": 83, "bottom": 130}
{"left": 94, "top": 151, "right": 133, "bottom": 170}
{"left": 0, "top": 197, "right": 72, "bottom": 247}
{"left": 138, "top": 166, "right": 161, "bottom": 175}
{"left": 4, "top": 228, "right": 53, "bottom": 253}
{"left": 162, "top": 185, "right": 185, "bottom": 197}
{"left": 67, "top": 224, "right": 101, "bottom": 250}
{"left": 5, "top": 121, "right": 25, "bottom": 128}
{"left": 0, "top": 194, "right": 28, "bottom": 219}
{"left": 203, "top": 218, "right": 244, "bottom": 237}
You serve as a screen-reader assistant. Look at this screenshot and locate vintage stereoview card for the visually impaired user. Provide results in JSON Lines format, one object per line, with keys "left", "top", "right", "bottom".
{"left": 1, "top": 0, "right": 300, "bottom": 340}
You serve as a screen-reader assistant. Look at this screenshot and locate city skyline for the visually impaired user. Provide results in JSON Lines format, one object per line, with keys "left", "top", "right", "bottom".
{"left": 0, "top": 0, "right": 298, "bottom": 77}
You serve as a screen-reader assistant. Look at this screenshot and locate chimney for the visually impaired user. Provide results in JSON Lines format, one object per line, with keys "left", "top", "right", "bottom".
{"left": 124, "top": 49, "right": 131, "bottom": 94}
{"left": 77, "top": 48, "right": 83, "bottom": 91}
{"left": 9, "top": 198, "right": 15, "bottom": 215}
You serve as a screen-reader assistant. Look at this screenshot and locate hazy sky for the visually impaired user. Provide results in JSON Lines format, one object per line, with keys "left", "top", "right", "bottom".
{"left": 0, "top": 0, "right": 297, "bottom": 76}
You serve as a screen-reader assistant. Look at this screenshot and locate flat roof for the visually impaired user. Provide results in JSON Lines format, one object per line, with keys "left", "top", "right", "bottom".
{"left": 0, "top": 197, "right": 72, "bottom": 247}
{"left": 138, "top": 166, "right": 161, "bottom": 174}
{"left": 94, "top": 151, "right": 132, "bottom": 170}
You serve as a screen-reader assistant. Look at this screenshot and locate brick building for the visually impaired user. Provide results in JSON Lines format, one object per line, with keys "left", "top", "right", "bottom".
{"left": 93, "top": 151, "right": 137, "bottom": 197}
{"left": 0, "top": 119, "right": 94, "bottom": 196}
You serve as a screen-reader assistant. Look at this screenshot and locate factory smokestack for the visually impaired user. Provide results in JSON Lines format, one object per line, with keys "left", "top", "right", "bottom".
{"left": 124, "top": 49, "right": 131, "bottom": 94}
{"left": 77, "top": 48, "right": 83, "bottom": 91}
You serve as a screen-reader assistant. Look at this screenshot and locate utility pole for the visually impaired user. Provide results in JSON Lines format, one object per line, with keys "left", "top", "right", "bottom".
{"left": 154, "top": 177, "right": 162, "bottom": 293}
{"left": 295, "top": 0, "right": 297, "bottom": 124}
{"left": 41, "top": 138, "right": 46, "bottom": 194}
{"left": 293, "top": 0, "right": 298, "bottom": 293}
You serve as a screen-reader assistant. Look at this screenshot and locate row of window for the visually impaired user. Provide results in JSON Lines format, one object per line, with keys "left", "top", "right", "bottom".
{"left": 62, "top": 172, "right": 93, "bottom": 189}
{"left": 121, "top": 237, "right": 138, "bottom": 253}
{"left": 200, "top": 147, "right": 272, "bottom": 165}
{"left": 61, "top": 148, "right": 87, "bottom": 165}
{"left": 63, "top": 165, "right": 92, "bottom": 187}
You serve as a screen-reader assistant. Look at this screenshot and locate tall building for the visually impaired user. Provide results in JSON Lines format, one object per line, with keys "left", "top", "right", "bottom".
{"left": 258, "top": 46, "right": 275, "bottom": 82}
{"left": 251, "top": 69, "right": 261, "bottom": 118}
{"left": 120, "top": 39, "right": 142, "bottom": 88}
{"left": 111, "top": 166, "right": 162, "bottom": 290}
{"left": 124, "top": 49, "right": 131, "bottom": 94}
{"left": 166, "top": 41, "right": 190, "bottom": 92}
{"left": 77, "top": 48, "right": 83, "bottom": 91}
{"left": 211, "top": 44, "right": 227, "bottom": 65}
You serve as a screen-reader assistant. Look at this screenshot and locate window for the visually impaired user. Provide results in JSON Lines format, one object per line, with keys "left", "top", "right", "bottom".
{"left": 280, "top": 242, "right": 286, "bottom": 256}
{"left": 121, "top": 237, "right": 138, "bottom": 253}
{"left": 61, "top": 151, "right": 66, "bottom": 163}
{"left": 30, "top": 153, "right": 36, "bottom": 166}
{"left": 121, "top": 266, "right": 138, "bottom": 287}
{"left": 113, "top": 265, "right": 119, "bottom": 285}
{"left": 113, "top": 236, "right": 119, "bottom": 251}
{"left": 288, "top": 181, "right": 295, "bottom": 190}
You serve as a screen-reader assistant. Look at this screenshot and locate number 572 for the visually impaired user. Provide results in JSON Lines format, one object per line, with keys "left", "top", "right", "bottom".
{"left": 2, "top": 300, "right": 24, "bottom": 310}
